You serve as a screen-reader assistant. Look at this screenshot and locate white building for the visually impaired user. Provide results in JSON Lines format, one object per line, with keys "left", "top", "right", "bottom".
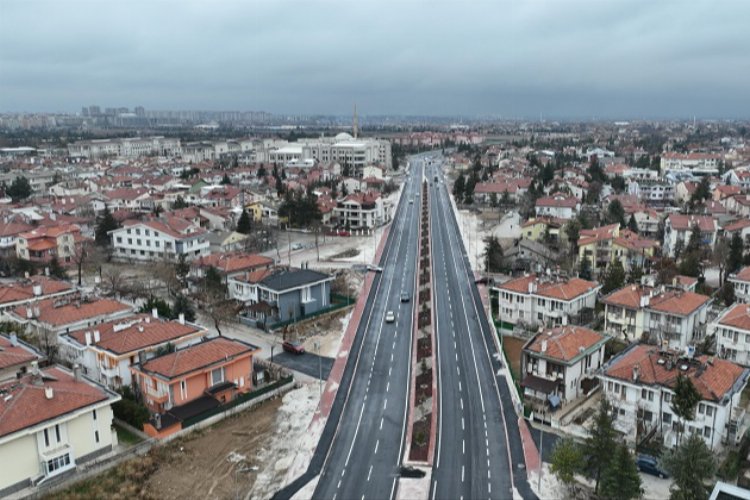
{"left": 0, "top": 365, "right": 121, "bottom": 496}
{"left": 534, "top": 194, "right": 580, "bottom": 220}
{"left": 109, "top": 216, "right": 210, "bottom": 261}
{"left": 521, "top": 326, "right": 607, "bottom": 413}
{"left": 263, "top": 133, "right": 392, "bottom": 173}
{"left": 67, "top": 136, "right": 180, "bottom": 159}
{"left": 333, "top": 192, "right": 386, "bottom": 229}
{"left": 663, "top": 213, "right": 719, "bottom": 257}
{"left": 660, "top": 152, "right": 721, "bottom": 176}
{"left": 494, "top": 274, "right": 600, "bottom": 332}
{"left": 602, "top": 284, "right": 711, "bottom": 350}
{"left": 713, "top": 303, "right": 750, "bottom": 367}
{"left": 600, "top": 344, "right": 749, "bottom": 451}
{"left": 728, "top": 266, "right": 750, "bottom": 304}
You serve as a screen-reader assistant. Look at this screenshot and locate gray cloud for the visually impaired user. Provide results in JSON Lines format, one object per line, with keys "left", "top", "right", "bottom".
{"left": 1, "top": 0, "right": 748, "bottom": 118}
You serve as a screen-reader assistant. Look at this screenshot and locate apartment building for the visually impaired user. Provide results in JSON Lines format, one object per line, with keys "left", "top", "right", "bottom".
{"left": 15, "top": 224, "right": 82, "bottom": 265}
{"left": 602, "top": 284, "right": 711, "bottom": 349}
{"left": 534, "top": 194, "right": 580, "bottom": 220}
{"left": 67, "top": 136, "right": 180, "bottom": 159}
{"left": 728, "top": 266, "right": 750, "bottom": 303}
{"left": 713, "top": 304, "right": 750, "bottom": 367}
{"left": 600, "top": 344, "right": 749, "bottom": 451}
{"left": 521, "top": 326, "right": 607, "bottom": 412}
{"left": 0, "top": 276, "right": 75, "bottom": 314}
{"left": 333, "top": 192, "right": 386, "bottom": 230}
{"left": 663, "top": 214, "right": 718, "bottom": 257}
{"left": 59, "top": 313, "right": 209, "bottom": 389}
{"left": 0, "top": 365, "right": 120, "bottom": 496}
{"left": 494, "top": 274, "right": 600, "bottom": 332}
{"left": 0, "top": 334, "right": 42, "bottom": 382}
{"left": 660, "top": 152, "right": 721, "bottom": 176}
{"left": 109, "top": 216, "right": 210, "bottom": 261}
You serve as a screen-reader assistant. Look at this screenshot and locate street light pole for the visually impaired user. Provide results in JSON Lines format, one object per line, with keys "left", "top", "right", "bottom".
{"left": 314, "top": 340, "right": 322, "bottom": 397}
{"left": 538, "top": 409, "right": 544, "bottom": 491}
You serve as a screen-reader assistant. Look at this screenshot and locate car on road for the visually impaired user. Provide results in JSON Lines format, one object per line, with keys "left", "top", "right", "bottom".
{"left": 282, "top": 341, "right": 305, "bottom": 355}
{"left": 385, "top": 311, "right": 396, "bottom": 323}
{"left": 400, "top": 292, "right": 410, "bottom": 302}
{"left": 290, "top": 242, "right": 304, "bottom": 251}
{"left": 367, "top": 264, "right": 383, "bottom": 273}
{"left": 636, "top": 455, "right": 669, "bottom": 478}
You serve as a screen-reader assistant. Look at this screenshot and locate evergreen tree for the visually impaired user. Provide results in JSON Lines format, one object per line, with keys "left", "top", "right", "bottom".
{"left": 627, "top": 214, "right": 639, "bottom": 233}
{"left": 489, "top": 192, "right": 498, "bottom": 208}
{"left": 483, "top": 236, "right": 505, "bottom": 273}
{"left": 662, "top": 433, "right": 716, "bottom": 500}
{"left": 7, "top": 176, "right": 32, "bottom": 202}
{"left": 606, "top": 199, "right": 626, "bottom": 226}
{"left": 599, "top": 443, "right": 643, "bottom": 500}
{"left": 583, "top": 398, "right": 617, "bottom": 494}
{"left": 173, "top": 196, "right": 188, "bottom": 209}
{"left": 602, "top": 260, "right": 626, "bottom": 293}
{"left": 48, "top": 257, "right": 67, "bottom": 280}
{"left": 172, "top": 294, "right": 196, "bottom": 322}
{"left": 686, "top": 223, "right": 703, "bottom": 255}
{"left": 672, "top": 375, "right": 701, "bottom": 445}
{"left": 453, "top": 173, "right": 466, "bottom": 200}
{"left": 719, "top": 281, "right": 736, "bottom": 306}
{"left": 728, "top": 232, "right": 744, "bottom": 273}
{"left": 579, "top": 256, "right": 592, "bottom": 280}
{"left": 237, "top": 209, "right": 252, "bottom": 234}
{"left": 566, "top": 219, "right": 581, "bottom": 256}
{"left": 139, "top": 295, "right": 172, "bottom": 319}
{"left": 221, "top": 173, "right": 231, "bottom": 185}
{"left": 550, "top": 437, "right": 585, "bottom": 487}
{"left": 94, "top": 204, "right": 120, "bottom": 247}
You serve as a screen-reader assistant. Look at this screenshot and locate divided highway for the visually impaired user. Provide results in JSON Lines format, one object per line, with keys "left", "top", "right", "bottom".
{"left": 428, "top": 159, "right": 536, "bottom": 499}
{"left": 310, "top": 159, "right": 424, "bottom": 499}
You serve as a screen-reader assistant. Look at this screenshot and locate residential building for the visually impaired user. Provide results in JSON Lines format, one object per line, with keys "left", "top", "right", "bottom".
{"left": 660, "top": 152, "right": 721, "bottom": 176}
{"left": 0, "top": 219, "right": 33, "bottom": 258}
{"left": 0, "top": 334, "right": 42, "bottom": 382}
{"left": 494, "top": 274, "right": 600, "bottom": 332}
{"left": 67, "top": 136, "right": 180, "bottom": 159}
{"left": 577, "top": 224, "right": 620, "bottom": 276}
{"left": 333, "top": 192, "right": 386, "bottom": 229}
{"left": 521, "top": 326, "right": 607, "bottom": 412}
{"left": 230, "top": 267, "right": 334, "bottom": 326}
{"left": 713, "top": 304, "right": 750, "bottom": 367}
{"left": 534, "top": 194, "right": 580, "bottom": 220}
{"left": 602, "top": 284, "right": 711, "bottom": 349}
{"left": 521, "top": 217, "right": 565, "bottom": 244}
{"left": 0, "top": 365, "right": 120, "bottom": 496}
{"left": 728, "top": 266, "right": 750, "bottom": 303}
{"left": 15, "top": 224, "right": 82, "bottom": 265}
{"left": 130, "top": 337, "right": 260, "bottom": 437}
{"left": 600, "top": 344, "right": 749, "bottom": 451}
{"left": 190, "top": 252, "right": 273, "bottom": 286}
{"left": 663, "top": 214, "right": 718, "bottom": 257}
{"left": 0, "top": 276, "right": 75, "bottom": 314}
{"left": 59, "top": 313, "right": 209, "bottom": 388}
{"left": 109, "top": 216, "right": 210, "bottom": 261}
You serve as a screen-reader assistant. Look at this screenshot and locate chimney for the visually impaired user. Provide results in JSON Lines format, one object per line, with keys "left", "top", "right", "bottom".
{"left": 32, "top": 284, "right": 42, "bottom": 296}
{"left": 632, "top": 365, "right": 640, "bottom": 382}
{"left": 44, "top": 267, "right": 50, "bottom": 276}
{"left": 85, "top": 331, "right": 92, "bottom": 346}
{"left": 93, "top": 330, "right": 101, "bottom": 343}
{"left": 138, "top": 350, "right": 147, "bottom": 366}
{"left": 24, "top": 272, "right": 29, "bottom": 279}
{"left": 26, "top": 308, "right": 33, "bottom": 319}
{"left": 152, "top": 308, "right": 158, "bottom": 319}
{"left": 44, "top": 386, "right": 54, "bottom": 400}
{"left": 73, "top": 364, "right": 82, "bottom": 381}
{"left": 145, "top": 316, "right": 150, "bottom": 323}
{"left": 178, "top": 313, "right": 185, "bottom": 325}
{"left": 33, "top": 307, "right": 40, "bottom": 318}
{"left": 9, "top": 333, "right": 18, "bottom": 346}
{"left": 541, "top": 340, "right": 548, "bottom": 352}
{"left": 154, "top": 413, "right": 162, "bottom": 430}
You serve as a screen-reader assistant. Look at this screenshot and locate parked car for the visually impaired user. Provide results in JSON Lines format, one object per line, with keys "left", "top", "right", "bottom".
{"left": 291, "top": 242, "right": 304, "bottom": 251}
{"left": 400, "top": 292, "right": 410, "bottom": 302}
{"left": 282, "top": 341, "right": 305, "bottom": 355}
{"left": 636, "top": 454, "right": 669, "bottom": 478}
{"left": 385, "top": 311, "right": 396, "bottom": 323}
{"left": 367, "top": 264, "right": 383, "bottom": 273}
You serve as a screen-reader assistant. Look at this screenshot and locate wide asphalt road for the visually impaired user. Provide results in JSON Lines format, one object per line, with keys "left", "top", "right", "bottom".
{"left": 428, "top": 159, "right": 536, "bottom": 500}
{"left": 310, "top": 159, "right": 424, "bottom": 499}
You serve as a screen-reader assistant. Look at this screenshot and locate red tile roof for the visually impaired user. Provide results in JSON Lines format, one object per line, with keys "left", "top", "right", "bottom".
{"left": 499, "top": 274, "right": 599, "bottom": 301}
{"left": 602, "top": 285, "right": 709, "bottom": 315}
{"left": 0, "top": 335, "right": 40, "bottom": 371}
{"left": 731, "top": 266, "right": 750, "bottom": 282}
{"left": 667, "top": 214, "right": 717, "bottom": 232}
{"left": 139, "top": 337, "right": 257, "bottom": 380}
{"left": 0, "top": 276, "right": 74, "bottom": 307}
{"left": 526, "top": 326, "right": 606, "bottom": 362}
{"left": 68, "top": 317, "right": 205, "bottom": 355}
{"left": 717, "top": 303, "right": 750, "bottom": 332}
{"left": 605, "top": 344, "right": 746, "bottom": 402}
{"left": 194, "top": 253, "right": 273, "bottom": 275}
{"left": 0, "top": 367, "right": 114, "bottom": 438}
{"left": 13, "top": 297, "right": 132, "bottom": 327}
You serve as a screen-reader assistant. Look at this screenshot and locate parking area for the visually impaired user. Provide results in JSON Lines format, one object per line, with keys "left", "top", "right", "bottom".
{"left": 272, "top": 351, "right": 335, "bottom": 380}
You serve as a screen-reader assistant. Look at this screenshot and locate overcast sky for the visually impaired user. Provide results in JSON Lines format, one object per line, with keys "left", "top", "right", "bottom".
{"left": 1, "top": 0, "right": 748, "bottom": 118}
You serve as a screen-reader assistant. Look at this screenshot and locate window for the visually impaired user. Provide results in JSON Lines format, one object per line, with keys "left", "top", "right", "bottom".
{"left": 698, "top": 403, "right": 705, "bottom": 414}
{"left": 128, "top": 238, "right": 133, "bottom": 245}
{"left": 704, "top": 427, "right": 711, "bottom": 438}
{"left": 706, "top": 406, "right": 714, "bottom": 417}
{"left": 55, "top": 424, "right": 61, "bottom": 443}
{"left": 127, "top": 228, "right": 132, "bottom": 235}
{"left": 211, "top": 367, "right": 224, "bottom": 385}
{"left": 180, "top": 380, "right": 187, "bottom": 399}
{"left": 135, "top": 229, "right": 141, "bottom": 235}
{"left": 46, "top": 453, "right": 71, "bottom": 475}
{"left": 116, "top": 237, "right": 122, "bottom": 243}
{"left": 93, "top": 409, "right": 97, "bottom": 421}
{"left": 44, "top": 428, "right": 50, "bottom": 447}
{"left": 663, "top": 412, "right": 672, "bottom": 424}
{"left": 95, "top": 430, "right": 99, "bottom": 443}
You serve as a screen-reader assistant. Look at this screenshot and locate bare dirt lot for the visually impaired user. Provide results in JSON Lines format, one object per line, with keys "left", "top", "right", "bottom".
{"left": 53, "top": 397, "right": 282, "bottom": 500}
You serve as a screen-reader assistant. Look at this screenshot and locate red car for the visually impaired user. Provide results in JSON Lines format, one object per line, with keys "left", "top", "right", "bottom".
{"left": 282, "top": 341, "right": 305, "bottom": 354}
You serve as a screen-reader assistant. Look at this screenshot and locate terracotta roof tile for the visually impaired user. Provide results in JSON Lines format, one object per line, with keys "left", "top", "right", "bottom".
{"left": 526, "top": 326, "right": 606, "bottom": 362}
{"left": 0, "top": 335, "right": 41, "bottom": 371}
{"left": 717, "top": 303, "right": 750, "bottom": 332}
{"left": 605, "top": 345, "right": 746, "bottom": 402}
{"left": 13, "top": 297, "right": 132, "bottom": 328}
{"left": 139, "top": 337, "right": 258, "bottom": 379}
{"left": 0, "top": 276, "right": 74, "bottom": 307}
{"left": 498, "top": 274, "right": 600, "bottom": 301}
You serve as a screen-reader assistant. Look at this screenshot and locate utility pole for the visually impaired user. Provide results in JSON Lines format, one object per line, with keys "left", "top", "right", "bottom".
{"left": 314, "top": 340, "right": 322, "bottom": 397}
{"left": 538, "top": 410, "right": 544, "bottom": 491}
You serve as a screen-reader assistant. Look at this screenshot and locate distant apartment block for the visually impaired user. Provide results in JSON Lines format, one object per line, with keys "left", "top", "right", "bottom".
{"left": 109, "top": 216, "right": 210, "bottom": 261}
{"left": 660, "top": 152, "right": 721, "bottom": 176}
{"left": 67, "top": 136, "right": 181, "bottom": 159}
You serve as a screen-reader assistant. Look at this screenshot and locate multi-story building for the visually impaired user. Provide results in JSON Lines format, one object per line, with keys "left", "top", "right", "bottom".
{"left": 600, "top": 344, "right": 749, "bottom": 451}
{"left": 109, "top": 216, "right": 210, "bottom": 262}
{"left": 0, "top": 276, "right": 75, "bottom": 314}
{"left": 660, "top": 152, "right": 721, "bottom": 176}
{"left": 494, "top": 274, "right": 600, "bottom": 332}
{"left": 728, "top": 266, "right": 750, "bottom": 304}
{"left": 577, "top": 224, "right": 620, "bottom": 276}
{"left": 0, "top": 365, "right": 121, "bottom": 496}
{"left": 534, "top": 194, "right": 580, "bottom": 220}
{"left": 333, "top": 192, "right": 386, "bottom": 230}
{"left": 0, "top": 333, "right": 42, "bottom": 382}
{"left": 0, "top": 219, "right": 33, "bottom": 258}
{"left": 520, "top": 326, "right": 608, "bottom": 413}
{"left": 713, "top": 304, "right": 750, "bottom": 367}
{"left": 602, "top": 284, "right": 711, "bottom": 349}
{"left": 67, "top": 136, "right": 181, "bottom": 159}
{"left": 15, "top": 224, "right": 81, "bottom": 265}
{"left": 663, "top": 214, "right": 718, "bottom": 257}
{"left": 59, "top": 313, "right": 209, "bottom": 389}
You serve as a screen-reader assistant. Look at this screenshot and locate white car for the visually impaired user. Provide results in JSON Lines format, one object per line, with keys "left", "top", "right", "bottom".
{"left": 385, "top": 311, "right": 396, "bottom": 323}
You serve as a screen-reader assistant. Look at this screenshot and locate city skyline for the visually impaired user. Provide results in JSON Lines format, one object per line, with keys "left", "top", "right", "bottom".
{"left": 1, "top": 0, "right": 749, "bottom": 119}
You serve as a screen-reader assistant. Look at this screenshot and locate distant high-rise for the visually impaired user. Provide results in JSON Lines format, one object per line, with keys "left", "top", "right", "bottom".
{"left": 81, "top": 106, "right": 89, "bottom": 117}
{"left": 353, "top": 103, "right": 359, "bottom": 139}
{"left": 135, "top": 106, "right": 145, "bottom": 117}
{"left": 89, "top": 105, "right": 101, "bottom": 116}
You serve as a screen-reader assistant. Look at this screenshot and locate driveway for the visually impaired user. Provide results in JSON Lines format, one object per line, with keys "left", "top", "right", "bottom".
{"left": 271, "top": 351, "right": 334, "bottom": 380}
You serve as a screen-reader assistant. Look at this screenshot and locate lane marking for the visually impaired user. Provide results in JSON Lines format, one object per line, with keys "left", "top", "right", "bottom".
{"left": 462, "top": 465, "right": 465, "bottom": 482}
{"left": 374, "top": 440, "right": 379, "bottom": 454}
{"left": 367, "top": 465, "right": 373, "bottom": 482}
{"left": 383, "top": 398, "right": 388, "bottom": 410}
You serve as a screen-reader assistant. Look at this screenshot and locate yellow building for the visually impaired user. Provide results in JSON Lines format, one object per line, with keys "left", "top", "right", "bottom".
{"left": 245, "top": 201, "right": 263, "bottom": 222}
{"left": 521, "top": 217, "right": 565, "bottom": 243}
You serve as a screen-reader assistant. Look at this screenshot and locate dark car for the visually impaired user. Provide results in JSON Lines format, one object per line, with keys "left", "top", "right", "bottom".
{"left": 636, "top": 454, "right": 669, "bottom": 478}
{"left": 282, "top": 341, "right": 305, "bottom": 355}
{"left": 400, "top": 292, "right": 410, "bottom": 302}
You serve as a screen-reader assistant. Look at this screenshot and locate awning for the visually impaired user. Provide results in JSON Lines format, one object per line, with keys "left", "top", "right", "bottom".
{"left": 521, "top": 374, "right": 559, "bottom": 394}
{"left": 548, "top": 394, "right": 561, "bottom": 409}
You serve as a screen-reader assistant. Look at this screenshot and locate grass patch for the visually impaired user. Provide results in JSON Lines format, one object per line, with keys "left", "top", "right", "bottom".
{"left": 50, "top": 453, "right": 160, "bottom": 500}
{"left": 330, "top": 248, "right": 360, "bottom": 259}
{"left": 718, "top": 450, "right": 741, "bottom": 481}
{"left": 115, "top": 422, "right": 143, "bottom": 446}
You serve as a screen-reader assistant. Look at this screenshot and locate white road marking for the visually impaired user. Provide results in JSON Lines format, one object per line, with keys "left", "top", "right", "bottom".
{"left": 367, "top": 465, "right": 373, "bottom": 481}
{"left": 380, "top": 417, "right": 383, "bottom": 430}
{"left": 386, "top": 381, "right": 390, "bottom": 392}
{"left": 461, "top": 465, "right": 465, "bottom": 482}
{"left": 432, "top": 483, "right": 437, "bottom": 500}
{"left": 458, "top": 381, "right": 462, "bottom": 392}
{"left": 374, "top": 440, "right": 379, "bottom": 454}
{"left": 461, "top": 417, "right": 464, "bottom": 430}
{"left": 460, "top": 398, "right": 464, "bottom": 410}
{"left": 383, "top": 398, "right": 388, "bottom": 410}
{"left": 462, "top": 439, "right": 465, "bottom": 454}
